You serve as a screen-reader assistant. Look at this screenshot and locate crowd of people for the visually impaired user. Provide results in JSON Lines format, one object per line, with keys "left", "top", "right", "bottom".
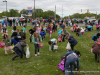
{"left": 0, "top": 18, "right": 100, "bottom": 75}
{"left": 1, "top": 18, "right": 28, "bottom": 27}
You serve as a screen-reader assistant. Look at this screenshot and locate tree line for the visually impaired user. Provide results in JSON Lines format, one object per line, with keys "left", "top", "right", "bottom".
{"left": 64, "top": 12, "right": 100, "bottom": 19}
{"left": 0, "top": 9, "right": 60, "bottom": 19}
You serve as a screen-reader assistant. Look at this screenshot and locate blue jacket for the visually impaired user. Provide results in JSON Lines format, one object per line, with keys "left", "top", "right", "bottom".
{"left": 92, "top": 34, "right": 98, "bottom": 41}
{"left": 2, "top": 20, "right": 4, "bottom": 24}
{"left": 65, "top": 51, "right": 79, "bottom": 71}
{"left": 87, "top": 26, "right": 92, "bottom": 31}
{"left": 68, "top": 36, "right": 78, "bottom": 46}
{"left": 58, "top": 30, "right": 63, "bottom": 35}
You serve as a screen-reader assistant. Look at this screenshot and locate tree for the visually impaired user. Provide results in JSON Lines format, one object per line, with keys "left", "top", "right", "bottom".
{"left": 20, "top": 9, "right": 27, "bottom": 14}
{"left": 9, "top": 9, "right": 19, "bottom": 17}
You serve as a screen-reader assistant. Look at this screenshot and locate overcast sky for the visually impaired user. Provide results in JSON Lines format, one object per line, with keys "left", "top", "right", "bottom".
{"left": 0, "top": 0, "right": 100, "bottom": 17}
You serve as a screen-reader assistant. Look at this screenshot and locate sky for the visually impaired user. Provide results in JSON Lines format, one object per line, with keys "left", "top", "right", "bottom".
{"left": 0, "top": 0, "right": 100, "bottom": 17}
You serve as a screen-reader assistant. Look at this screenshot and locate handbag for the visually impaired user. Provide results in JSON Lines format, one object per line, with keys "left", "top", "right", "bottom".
{"left": 57, "top": 59, "right": 65, "bottom": 72}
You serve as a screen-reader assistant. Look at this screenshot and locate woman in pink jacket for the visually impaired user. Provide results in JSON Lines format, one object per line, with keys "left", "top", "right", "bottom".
{"left": 36, "top": 24, "right": 41, "bottom": 33}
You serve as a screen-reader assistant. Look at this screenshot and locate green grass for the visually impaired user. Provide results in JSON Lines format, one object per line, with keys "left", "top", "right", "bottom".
{"left": 0, "top": 26, "right": 100, "bottom": 75}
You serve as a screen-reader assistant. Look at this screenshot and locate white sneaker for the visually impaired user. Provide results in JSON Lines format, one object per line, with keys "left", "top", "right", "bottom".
{"left": 35, "top": 54, "right": 37, "bottom": 56}
{"left": 37, "top": 52, "right": 40, "bottom": 55}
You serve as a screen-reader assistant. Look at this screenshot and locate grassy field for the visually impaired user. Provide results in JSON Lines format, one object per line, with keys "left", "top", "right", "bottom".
{"left": 0, "top": 26, "right": 100, "bottom": 75}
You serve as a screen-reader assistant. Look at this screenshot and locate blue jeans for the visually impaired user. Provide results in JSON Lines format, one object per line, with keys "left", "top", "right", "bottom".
{"left": 13, "top": 22, "right": 15, "bottom": 26}
{"left": 14, "top": 47, "right": 24, "bottom": 56}
{"left": 51, "top": 43, "right": 57, "bottom": 51}
{"left": 8, "top": 22, "right": 9, "bottom": 27}
{"left": 34, "top": 44, "right": 39, "bottom": 54}
{"left": 2, "top": 23, "right": 4, "bottom": 27}
{"left": 65, "top": 56, "right": 76, "bottom": 75}
{"left": 25, "top": 23, "right": 27, "bottom": 26}
{"left": 93, "top": 52, "right": 100, "bottom": 55}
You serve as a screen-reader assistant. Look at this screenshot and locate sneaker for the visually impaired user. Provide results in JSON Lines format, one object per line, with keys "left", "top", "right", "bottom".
{"left": 5, "top": 54, "right": 8, "bottom": 55}
{"left": 49, "top": 50, "right": 52, "bottom": 52}
{"left": 37, "top": 52, "right": 40, "bottom": 55}
{"left": 13, "top": 51, "right": 16, "bottom": 54}
{"left": 55, "top": 51, "right": 57, "bottom": 52}
{"left": 35, "top": 54, "right": 37, "bottom": 56}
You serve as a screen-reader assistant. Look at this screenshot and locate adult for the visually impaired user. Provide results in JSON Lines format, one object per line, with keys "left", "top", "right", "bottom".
{"left": 7, "top": 18, "right": 10, "bottom": 27}
{"left": 64, "top": 50, "right": 79, "bottom": 75}
{"left": 9, "top": 19, "right": 12, "bottom": 27}
{"left": 48, "top": 18, "right": 51, "bottom": 24}
{"left": 98, "top": 19, "right": 100, "bottom": 25}
{"left": 16, "top": 19, "right": 19, "bottom": 26}
{"left": 5, "top": 19, "right": 7, "bottom": 27}
{"left": 25, "top": 18, "right": 27, "bottom": 26}
{"left": 13, "top": 18, "right": 15, "bottom": 26}
{"left": 2, "top": 19, "right": 4, "bottom": 27}
{"left": 84, "top": 18, "right": 87, "bottom": 25}
{"left": 65, "top": 35, "right": 78, "bottom": 51}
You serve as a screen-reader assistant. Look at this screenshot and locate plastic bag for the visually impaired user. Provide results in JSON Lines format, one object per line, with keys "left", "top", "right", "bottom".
{"left": 66, "top": 42, "right": 71, "bottom": 50}
{"left": 54, "top": 45, "right": 58, "bottom": 49}
{"left": 26, "top": 46, "right": 30, "bottom": 58}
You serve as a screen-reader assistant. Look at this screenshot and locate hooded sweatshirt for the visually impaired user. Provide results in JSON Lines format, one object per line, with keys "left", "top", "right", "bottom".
{"left": 92, "top": 42, "right": 100, "bottom": 53}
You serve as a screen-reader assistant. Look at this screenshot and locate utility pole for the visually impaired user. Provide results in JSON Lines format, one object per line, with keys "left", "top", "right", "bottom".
{"left": 33, "top": 0, "right": 35, "bottom": 19}
{"left": 3, "top": 0, "right": 7, "bottom": 17}
{"left": 55, "top": 5, "right": 56, "bottom": 20}
{"left": 62, "top": 6, "right": 63, "bottom": 19}
{"left": 96, "top": 11, "right": 97, "bottom": 19}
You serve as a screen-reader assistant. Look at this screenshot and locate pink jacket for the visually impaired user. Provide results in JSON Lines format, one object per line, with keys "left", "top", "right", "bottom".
{"left": 96, "top": 24, "right": 99, "bottom": 28}
{"left": 37, "top": 27, "right": 41, "bottom": 32}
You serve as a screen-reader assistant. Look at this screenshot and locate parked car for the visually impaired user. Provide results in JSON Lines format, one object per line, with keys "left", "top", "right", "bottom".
{"left": 0, "top": 19, "right": 3, "bottom": 23}
{"left": 87, "top": 18, "right": 96, "bottom": 25}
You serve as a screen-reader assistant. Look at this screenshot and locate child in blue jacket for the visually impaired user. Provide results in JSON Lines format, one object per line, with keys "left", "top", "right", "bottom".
{"left": 92, "top": 33, "right": 100, "bottom": 41}
{"left": 65, "top": 35, "right": 78, "bottom": 51}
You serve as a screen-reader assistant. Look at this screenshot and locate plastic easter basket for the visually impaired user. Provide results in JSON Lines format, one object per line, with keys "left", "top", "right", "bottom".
{"left": 39, "top": 43, "right": 44, "bottom": 48}
{"left": 25, "top": 31, "right": 27, "bottom": 33}
{"left": 50, "top": 31, "right": 52, "bottom": 33}
{"left": 0, "top": 42, "right": 5, "bottom": 48}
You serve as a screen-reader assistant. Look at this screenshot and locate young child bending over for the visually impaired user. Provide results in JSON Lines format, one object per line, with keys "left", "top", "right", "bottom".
{"left": 48, "top": 38, "right": 57, "bottom": 52}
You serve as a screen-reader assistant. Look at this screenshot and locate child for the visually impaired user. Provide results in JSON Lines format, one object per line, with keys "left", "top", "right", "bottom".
{"left": 92, "top": 33, "right": 100, "bottom": 41}
{"left": 61, "top": 23, "right": 65, "bottom": 31}
{"left": 12, "top": 40, "right": 28, "bottom": 60}
{"left": 32, "top": 32, "right": 42, "bottom": 56}
{"left": 29, "top": 27, "right": 36, "bottom": 43}
{"left": 65, "top": 35, "right": 78, "bottom": 51}
{"left": 58, "top": 29, "right": 63, "bottom": 35}
{"left": 55, "top": 23, "right": 58, "bottom": 31}
{"left": 23, "top": 25, "right": 26, "bottom": 32}
{"left": 36, "top": 25, "right": 41, "bottom": 33}
{"left": 40, "top": 24, "right": 46, "bottom": 40}
{"left": 11, "top": 29, "right": 19, "bottom": 38}
{"left": 52, "top": 23, "right": 56, "bottom": 32}
{"left": 1, "top": 34, "right": 15, "bottom": 55}
{"left": 73, "top": 24, "right": 77, "bottom": 32}
{"left": 19, "top": 29, "right": 26, "bottom": 39}
{"left": 47, "top": 24, "right": 52, "bottom": 38}
{"left": 92, "top": 38, "right": 100, "bottom": 62}
{"left": 11, "top": 26, "right": 16, "bottom": 33}
{"left": 76, "top": 27, "right": 81, "bottom": 36}
{"left": 48, "top": 38, "right": 57, "bottom": 52}
{"left": 96, "top": 24, "right": 99, "bottom": 30}
{"left": 70, "top": 27, "right": 74, "bottom": 32}
{"left": 58, "top": 34, "right": 62, "bottom": 42}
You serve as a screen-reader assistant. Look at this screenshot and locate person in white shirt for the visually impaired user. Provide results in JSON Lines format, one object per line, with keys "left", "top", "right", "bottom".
{"left": 48, "top": 38, "right": 57, "bottom": 52}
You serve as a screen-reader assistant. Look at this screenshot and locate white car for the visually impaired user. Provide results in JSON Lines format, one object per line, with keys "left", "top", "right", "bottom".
{"left": 87, "top": 18, "right": 96, "bottom": 24}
